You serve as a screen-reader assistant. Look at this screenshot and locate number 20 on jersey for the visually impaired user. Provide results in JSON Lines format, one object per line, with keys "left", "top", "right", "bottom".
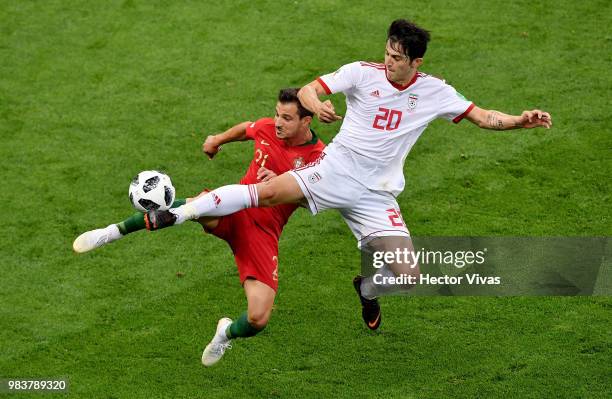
{"left": 373, "top": 107, "right": 402, "bottom": 131}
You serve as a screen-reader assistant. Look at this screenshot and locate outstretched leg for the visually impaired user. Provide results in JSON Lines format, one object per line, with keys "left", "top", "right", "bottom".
{"left": 72, "top": 199, "right": 188, "bottom": 253}
{"left": 146, "top": 172, "right": 305, "bottom": 230}
{"left": 72, "top": 193, "right": 222, "bottom": 253}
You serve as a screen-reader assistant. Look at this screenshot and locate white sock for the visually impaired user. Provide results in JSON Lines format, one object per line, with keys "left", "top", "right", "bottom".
{"left": 360, "top": 266, "right": 394, "bottom": 299}
{"left": 171, "top": 184, "right": 258, "bottom": 224}
{"left": 361, "top": 265, "right": 414, "bottom": 298}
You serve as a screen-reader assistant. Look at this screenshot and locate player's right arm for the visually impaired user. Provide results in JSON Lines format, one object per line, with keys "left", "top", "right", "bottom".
{"left": 202, "top": 121, "right": 253, "bottom": 159}
{"left": 298, "top": 81, "right": 342, "bottom": 123}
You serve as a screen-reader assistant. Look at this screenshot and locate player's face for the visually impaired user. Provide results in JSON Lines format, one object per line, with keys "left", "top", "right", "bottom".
{"left": 274, "top": 102, "right": 306, "bottom": 140}
{"left": 384, "top": 40, "right": 421, "bottom": 83}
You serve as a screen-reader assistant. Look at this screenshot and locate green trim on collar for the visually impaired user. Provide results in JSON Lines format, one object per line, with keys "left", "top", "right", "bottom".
{"left": 301, "top": 128, "right": 319, "bottom": 146}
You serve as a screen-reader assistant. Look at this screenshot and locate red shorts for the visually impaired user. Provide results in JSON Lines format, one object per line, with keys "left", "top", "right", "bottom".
{"left": 206, "top": 209, "right": 279, "bottom": 292}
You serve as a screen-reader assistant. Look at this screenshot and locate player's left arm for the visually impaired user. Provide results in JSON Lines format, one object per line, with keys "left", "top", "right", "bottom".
{"left": 465, "top": 106, "right": 552, "bottom": 130}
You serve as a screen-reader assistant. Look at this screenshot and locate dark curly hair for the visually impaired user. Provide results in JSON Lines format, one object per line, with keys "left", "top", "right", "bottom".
{"left": 387, "top": 19, "right": 430, "bottom": 61}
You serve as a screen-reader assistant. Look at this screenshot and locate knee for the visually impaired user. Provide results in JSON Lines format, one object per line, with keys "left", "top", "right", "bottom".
{"left": 390, "top": 260, "right": 420, "bottom": 275}
{"left": 247, "top": 307, "right": 271, "bottom": 330}
{"left": 256, "top": 182, "right": 280, "bottom": 207}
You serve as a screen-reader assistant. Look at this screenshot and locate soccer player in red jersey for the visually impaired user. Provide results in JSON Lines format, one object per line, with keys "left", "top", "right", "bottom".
{"left": 73, "top": 88, "right": 325, "bottom": 366}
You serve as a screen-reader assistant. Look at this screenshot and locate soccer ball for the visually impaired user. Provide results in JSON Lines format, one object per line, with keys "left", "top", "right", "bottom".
{"left": 129, "top": 170, "right": 176, "bottom": 212}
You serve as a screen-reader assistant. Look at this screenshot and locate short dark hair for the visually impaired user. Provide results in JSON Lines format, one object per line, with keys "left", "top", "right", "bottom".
{"left": 387, "top": 19, "right": 430, "bottom": 61}
{"left": 278, "top": 88, "right": 313, "bottom": 119}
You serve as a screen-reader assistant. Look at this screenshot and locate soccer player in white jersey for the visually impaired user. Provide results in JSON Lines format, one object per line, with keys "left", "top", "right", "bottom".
{"left": 146, "top": 19, "right": 552, "bottom": 330}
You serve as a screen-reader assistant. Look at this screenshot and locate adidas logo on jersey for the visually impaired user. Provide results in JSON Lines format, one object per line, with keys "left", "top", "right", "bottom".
{"left": 370, "top": 90, "right": 381, "bottom": 97}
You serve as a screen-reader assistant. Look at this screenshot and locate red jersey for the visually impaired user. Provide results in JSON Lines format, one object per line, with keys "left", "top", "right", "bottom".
{"left": 238, "top": 117, "right": 325, "bottom": 238}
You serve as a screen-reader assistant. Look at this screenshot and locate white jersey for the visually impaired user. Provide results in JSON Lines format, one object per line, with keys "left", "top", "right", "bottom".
{"left": 318, "top": 61, "right": 474, "bottom": 196}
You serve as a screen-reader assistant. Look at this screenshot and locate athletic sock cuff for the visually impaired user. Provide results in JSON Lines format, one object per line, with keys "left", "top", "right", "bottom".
{"left": 171, "top": 198, "right": 186, "bottom": 208}
{"left": 227, "top": 312, "right": 264, "bottom": 339}
{"left": 246, "top": 184, "right": 258, "bottom": 208}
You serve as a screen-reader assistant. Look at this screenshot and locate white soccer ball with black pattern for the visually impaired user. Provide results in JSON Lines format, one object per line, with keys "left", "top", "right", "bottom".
{"left": 128, "top": 170, "right": 175, "bottom": 212}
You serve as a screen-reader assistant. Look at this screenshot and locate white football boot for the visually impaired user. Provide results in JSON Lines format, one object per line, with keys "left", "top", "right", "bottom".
{"left": 201, "top": 317, "right": 233, "bottom": 367}
{"left": 72, "top": 224, "right": 122, "bottom": 253}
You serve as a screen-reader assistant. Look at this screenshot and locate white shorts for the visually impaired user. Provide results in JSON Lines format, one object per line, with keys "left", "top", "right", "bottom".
{"left": 289, "top": 148, "right": 410, "bottom": 246}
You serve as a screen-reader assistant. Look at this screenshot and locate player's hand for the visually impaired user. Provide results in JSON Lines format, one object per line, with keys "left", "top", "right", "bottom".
{"left": 316, "top": 100, "right": 342, "bottom": 124}
{"left": 257, "top": 166, "right": 277, "bottom": 182}
{"left": 519, "top": 110, "right": 552, "bottom": 129}
{"left": 202, "top": 135, "right": 221, "bottom": 159}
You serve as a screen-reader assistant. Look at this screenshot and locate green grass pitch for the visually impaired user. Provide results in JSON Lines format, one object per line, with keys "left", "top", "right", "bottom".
{"left": 1, "top": 0, "right": 610, "bottom": 397}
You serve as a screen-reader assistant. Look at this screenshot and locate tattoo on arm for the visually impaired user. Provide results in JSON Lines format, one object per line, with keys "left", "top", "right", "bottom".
{"left": 487, "top": 111, "right": 504, "bottom": 130}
